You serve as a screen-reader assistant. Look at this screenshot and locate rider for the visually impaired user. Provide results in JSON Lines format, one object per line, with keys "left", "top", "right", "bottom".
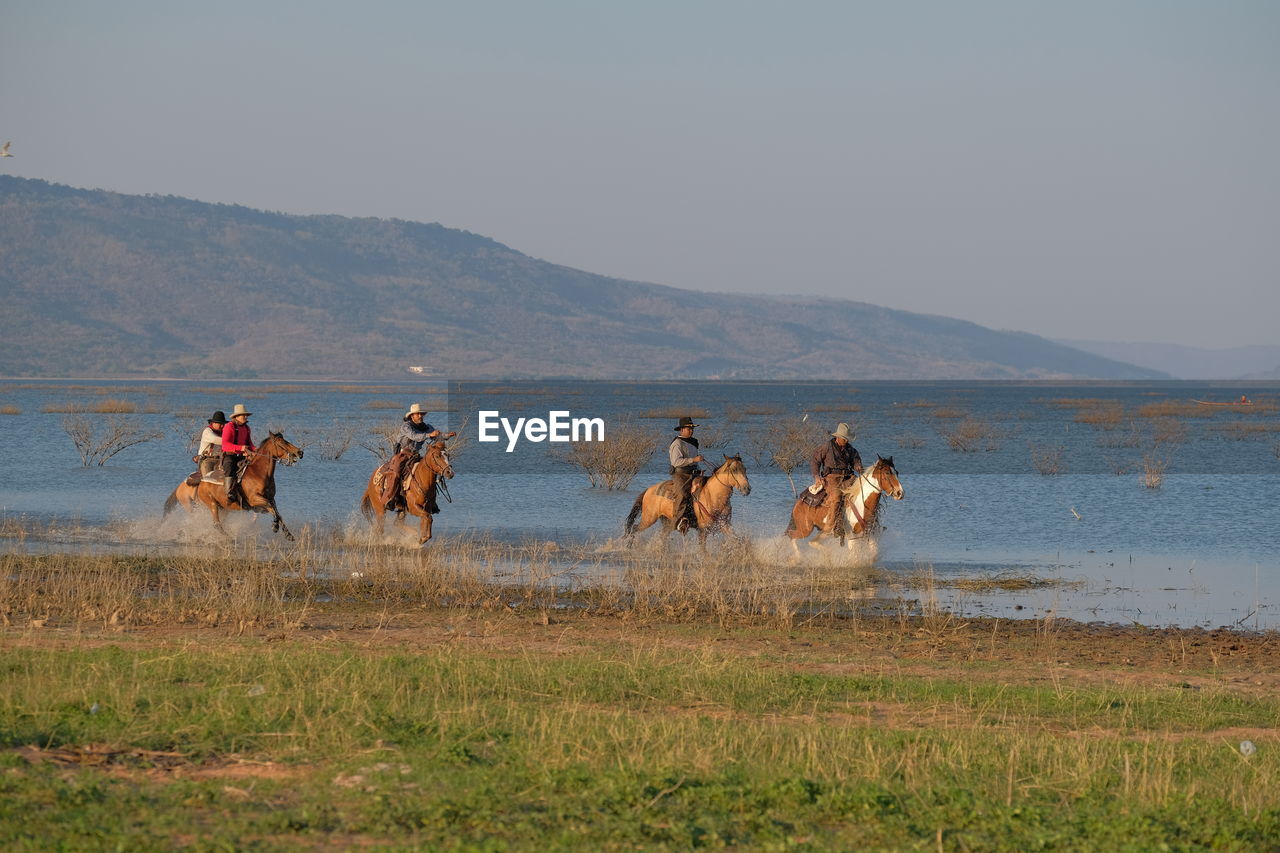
{"left": 810, "top": 422, "right": 863, "bottom": 537}
{"left": 669, "top": 416, "right": 705, "bottom": 533}
{"left": 220, "top": 404, "right": 257, "bottom": 505}
{"left": 379, "top": 403, "right": 456, "bottom": 510}
{"left": 196, "top": 410, "right": 227, "bottom": 483}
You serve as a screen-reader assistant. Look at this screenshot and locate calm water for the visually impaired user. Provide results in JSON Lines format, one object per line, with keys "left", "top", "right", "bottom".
{"left": 1, "top": 379, "right": 1276, "bottom": 629}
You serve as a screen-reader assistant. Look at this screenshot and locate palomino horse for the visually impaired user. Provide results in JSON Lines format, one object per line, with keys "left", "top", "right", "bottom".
{"left": 785, "top": 455, "right": 903, "bottom": 552}
{"left": 162, "top": 432, "right": 304, "bottom": 539}
{"left": 359, "top": 440, "right": 455, "bottom": 545}
{"left": 624, "top": 455, "right": 751, "bottom": 541}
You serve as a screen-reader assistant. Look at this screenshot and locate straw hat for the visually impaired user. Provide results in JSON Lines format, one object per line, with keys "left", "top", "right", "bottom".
{"left": 230, "top": 404, "right": 252, "bottom": 418}
{"left": 404, "top": 403, "right": 428, "bottom": 420}
{"left": 673, "top": 416, "right": 700, "bottom": 431}
{"left": 207, "top": 410, "right": 227, "bottom": 425}
{"left": 831, "top": 422, "right": 854, "bottom": 441}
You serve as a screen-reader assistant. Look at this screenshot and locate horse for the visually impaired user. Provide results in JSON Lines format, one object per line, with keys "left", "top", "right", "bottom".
{"left": 359, "top": 440, "right": 455, "bottom": 545}
{"left": 785, "top": 455, "right": 903, "bottom": 553}
{"left": 162, "top": 431, "right": 304, "bottom": 540}
{"left": 624, "top": 455, "right": 751, "bottom": 542}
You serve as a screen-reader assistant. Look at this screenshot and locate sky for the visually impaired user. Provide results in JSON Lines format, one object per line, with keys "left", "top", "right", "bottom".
{"left": 3, "top": 0, "right": 1278, "bottom": 348}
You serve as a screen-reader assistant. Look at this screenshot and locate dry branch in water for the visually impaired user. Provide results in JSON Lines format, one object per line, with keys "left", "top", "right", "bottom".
{"left": 944, "top": 417, "right": 997, "bottom": 452}
{"left": 557, "top": 420, "right": 653, "bottom": 490}
{"left": 63, "top": 413, "right": 163, "bottom": 466}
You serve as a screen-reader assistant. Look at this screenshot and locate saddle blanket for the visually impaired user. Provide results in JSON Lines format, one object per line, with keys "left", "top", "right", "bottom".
{"left": 655, "top": 476, "right": 706, "bottom": 502}
{"left": 374, "top": 460, "right": 422, "bottom": 495}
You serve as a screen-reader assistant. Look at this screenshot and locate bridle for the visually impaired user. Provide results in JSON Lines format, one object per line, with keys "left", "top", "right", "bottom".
{"left": 842, "top": 464, "right": 897, "bottom": 532}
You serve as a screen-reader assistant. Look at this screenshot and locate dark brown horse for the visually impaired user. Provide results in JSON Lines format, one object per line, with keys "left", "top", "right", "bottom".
{"left": 624, "top": 455, "right": 751, "bottom": 542}
{"left": 163, "top": 431, "right": 304, "bottom": 539}
{"left": 786, "top": 455, "right": 903, "bottom": 553}
{"left": 360, "top": 440, "right": 455, "bottom": 545}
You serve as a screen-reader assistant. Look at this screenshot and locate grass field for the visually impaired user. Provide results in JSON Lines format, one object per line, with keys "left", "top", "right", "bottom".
{"left": 1, "top": 546, "right": 1277, "bottom": 850}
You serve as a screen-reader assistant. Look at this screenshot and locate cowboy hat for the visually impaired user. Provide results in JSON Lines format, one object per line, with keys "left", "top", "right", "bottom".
{"left": 673, "top": 416, "right": 700, "bottom": 431}
{"left": 208, "top": 410, "right": 227, "bottom": 425}
{"left": 229, "top": 404, "right": 252, "bottom": 418}
{"left": 831, "top": 422, "right": 855, "bottom": 441}
{"left": 404, "top": 402, "right": 428, "bottom": 420}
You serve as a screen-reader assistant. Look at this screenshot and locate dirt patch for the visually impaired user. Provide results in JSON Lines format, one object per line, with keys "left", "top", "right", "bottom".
{"left": 12, "top": 743, "right": 309, "bottom": 782}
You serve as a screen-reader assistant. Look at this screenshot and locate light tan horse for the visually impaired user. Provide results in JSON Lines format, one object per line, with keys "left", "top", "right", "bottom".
{"left": 162, "top": 432, "right": 304, "bottom": 539}
{"left": 624, "top": 455, "right": 751, "bottom": 541}
{"left": 786, "top": 455, "right": 903, "bottom": 552}
{"left": 360, "top": 441, "right": 455, "bottom": 545}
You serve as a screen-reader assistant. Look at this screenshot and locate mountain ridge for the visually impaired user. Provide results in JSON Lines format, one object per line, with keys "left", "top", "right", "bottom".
{"left": 0, "top": 175, "right": 1164, "bottom": 380}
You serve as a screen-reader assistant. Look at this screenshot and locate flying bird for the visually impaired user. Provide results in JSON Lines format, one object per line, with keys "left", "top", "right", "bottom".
{"left": 0, "top": 142, "right": 12, "bottom": 157}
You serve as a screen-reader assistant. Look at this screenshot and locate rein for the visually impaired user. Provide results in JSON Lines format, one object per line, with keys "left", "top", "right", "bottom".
{"left": 843, "top": 468, "right": 890, "bottom": 533}
{"left": 693, "top": 463, "right": 743, "bottom": 526}
{"left": 412, "top": 451, "right": 453, "bottom": 504}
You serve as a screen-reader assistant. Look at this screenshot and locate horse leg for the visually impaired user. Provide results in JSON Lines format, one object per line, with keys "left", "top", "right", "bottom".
{"left": 208, "top": 503, "right": 229, "bottom": 538}
{"left": 270, "top": 502, "right": 294, "bottom": 541}
{"left": 418, "top": 513, "right": 433, "bottom": 546}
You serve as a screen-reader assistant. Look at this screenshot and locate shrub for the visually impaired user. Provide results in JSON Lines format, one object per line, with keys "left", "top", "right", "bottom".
{"left": 558, "top": 420, "right": 654, "bottom": 490}
{"left": 945, "top": 417, "right": 997, "bottom": 452}
{"left": 62, "top": 413, "right": 163, "bottom": 466}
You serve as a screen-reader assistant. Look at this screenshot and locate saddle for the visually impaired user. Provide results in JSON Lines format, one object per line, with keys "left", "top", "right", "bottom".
{"left": 656, "top": 474, "right": 707, "bottom": 502}
{"left": 799, "top": 484, "right": 827, "bottom": 508}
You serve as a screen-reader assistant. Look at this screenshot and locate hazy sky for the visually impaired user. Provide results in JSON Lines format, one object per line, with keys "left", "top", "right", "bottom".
{"left": 3, "top": 1, "right": 1277, "bottom": 347}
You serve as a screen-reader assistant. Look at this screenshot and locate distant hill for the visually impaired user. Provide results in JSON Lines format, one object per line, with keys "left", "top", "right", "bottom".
{"left": 0, "top": 176, "right": 1163, "bottom": 380}
{"left": 1059, "top": 340, "right": 1280, "bottom": 380}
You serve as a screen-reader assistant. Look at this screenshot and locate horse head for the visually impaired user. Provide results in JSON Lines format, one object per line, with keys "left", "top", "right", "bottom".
{"left": 262, "top": 431, "right": 304, "bottom": 466}
{"left": 718, "top": 454, "right": 751, "bottom": 496}
{"left": 869, "top": 455, "right": 903, "bottom": 500}
{"left": 425, "top": 441, "right": 455, "bottom": 480}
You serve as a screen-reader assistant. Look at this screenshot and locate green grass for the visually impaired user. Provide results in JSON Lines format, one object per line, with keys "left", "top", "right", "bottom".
{"left": 2, "top": 641, "right": 1277, "bottom": 850}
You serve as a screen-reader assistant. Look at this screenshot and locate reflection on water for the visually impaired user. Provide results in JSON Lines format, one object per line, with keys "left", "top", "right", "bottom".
{"left": 0, "top": 379, "right": 1276, "bottom": 629}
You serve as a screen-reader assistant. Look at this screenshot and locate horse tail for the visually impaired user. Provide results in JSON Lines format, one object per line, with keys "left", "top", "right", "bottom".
{"left": 162, "top": 489, "right": 180, "bottom": 518}
{"left": 360, "top": 493, "right": 373, "bottom": 521}
{"left": 624, "top": 493, "right": 645, "bottom": 535}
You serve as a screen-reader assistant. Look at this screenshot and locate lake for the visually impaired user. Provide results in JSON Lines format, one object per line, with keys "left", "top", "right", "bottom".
{"left": 1, "top": 379, "right": 1276, "bottom": 629}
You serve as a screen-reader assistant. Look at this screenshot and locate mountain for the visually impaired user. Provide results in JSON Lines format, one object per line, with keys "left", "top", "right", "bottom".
{"left": 0, "top": 176, "right": 1163, "bottom": 380}
{"left": 1058, "top": 340, "right": 1280, "bottom": 381}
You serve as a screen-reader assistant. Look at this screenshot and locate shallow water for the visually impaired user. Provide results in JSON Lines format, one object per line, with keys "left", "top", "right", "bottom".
{"left": 1, "top": 379, "right": 1276, "bottom": 628}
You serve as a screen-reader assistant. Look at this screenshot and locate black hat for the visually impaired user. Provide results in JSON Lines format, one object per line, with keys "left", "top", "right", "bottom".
{"left": 208, "top": 410, "right": 227, "bottom": 425}
{"left": 673, "top": 416, "right": 700, "bottom": 431}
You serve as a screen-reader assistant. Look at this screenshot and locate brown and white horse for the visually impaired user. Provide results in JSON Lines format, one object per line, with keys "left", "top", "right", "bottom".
{"left": 162, "top": 431, "right": 304, "bottom": 539}
{"left": 624, "top": 455, "right": 751, "bottom": 542}
{"left": 785, "top": 455, "right": 903, "bottom": 552}
{"left": 359, "top": 440, "right": 455, "bottom": 545}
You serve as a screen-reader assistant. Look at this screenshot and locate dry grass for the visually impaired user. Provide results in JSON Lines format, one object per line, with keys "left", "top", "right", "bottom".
{"left": 806, "top": 403, "right": 861, "bottom": 413}
{"left": 1095, "top": 423, "right": 1144, "bottom": 448}
{"left": 637, "top": 407, "right": 711, "bottom": 420}
{"left": 1150, "top": 418, "right": 1189, "bottom": 446}
{"left": 1029, "top": 443, "right": 1065, "bottom": 475}
{"left": 1141, "top": 454, "right": 1167, "bottom": 489}
{"left": 0, "top": 531, "right": 880, "bottom": 632}
{"left": 1073, "top": 405, "right": 1126, "bottom": 428}
{"left": 944, "top": 417, "right": 998, "bottom": 452}
{"left": 1137, "top": 401, "right": 1211, "bottom": 419}
{"left": 1210, "top": 421, "right": 1280, "bottom": 441}
{"left": 43, "top": 398, "right": 161, "bottom": 414}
